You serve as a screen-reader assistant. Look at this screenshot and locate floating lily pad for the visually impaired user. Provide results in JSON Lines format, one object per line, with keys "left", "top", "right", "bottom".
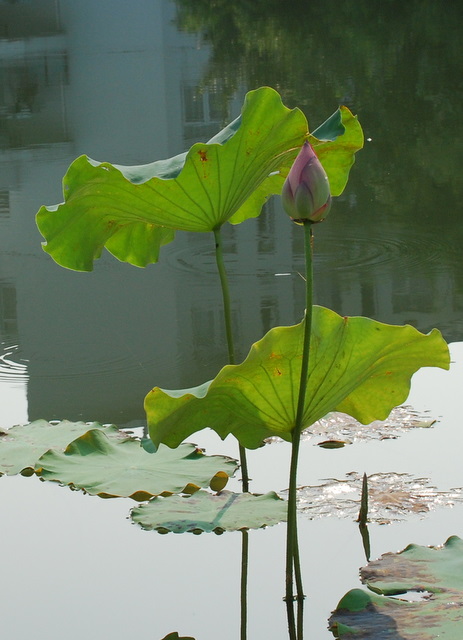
{"left": 131, "top": 489, "right": 287, "bottom": 534}
{"left": 147, "top": 306, "right": 449, "bottom": 450}
{"left": 292, "top": 472, "right": 463, "bottom": 523}
{"left": 0, "top": 420, "right": 125, "bottom": 476}
{"left": 330, "top": 536, "right": 463, "bottom": 639}
{"left": 161, "top": 633, "right": 195, "bottom": 640}
{"left": 36, "top": 429, "right": 238, "bottom": 500}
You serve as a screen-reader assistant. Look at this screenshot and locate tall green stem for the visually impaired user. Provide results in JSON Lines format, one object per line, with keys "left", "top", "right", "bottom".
{"left": 285, "top": 221, "right": 313, "bottom": 609}
{"left": 213, "top": 227, "right": 250, "bottom": 493}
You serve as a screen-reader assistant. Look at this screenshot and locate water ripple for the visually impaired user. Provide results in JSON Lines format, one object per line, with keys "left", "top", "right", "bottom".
{"left": 0, "top": 345, "right": 28, "bottom": 383}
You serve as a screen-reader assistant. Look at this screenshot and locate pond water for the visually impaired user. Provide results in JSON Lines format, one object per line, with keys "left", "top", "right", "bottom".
{"left": 1, "top": 1, "right": 462, "bottom": 638}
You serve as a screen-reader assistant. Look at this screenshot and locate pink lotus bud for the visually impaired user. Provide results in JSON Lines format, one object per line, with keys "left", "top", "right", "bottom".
{"left": 281, "top": 142, "right": 331, "bottom": 223}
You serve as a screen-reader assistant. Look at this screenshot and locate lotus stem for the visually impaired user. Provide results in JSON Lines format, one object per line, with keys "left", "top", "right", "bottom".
{"left": 213, "top": 226, "right": 250, "bottom": 492}
{"left": 285, "top": 221, "right": 313, "bottom": 606}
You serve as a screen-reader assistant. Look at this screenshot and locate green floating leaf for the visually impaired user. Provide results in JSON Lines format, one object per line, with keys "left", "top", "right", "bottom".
{"left": 37, "top": 429, "right": 238, "bottom": 500}
{"left": 330, "top": 536, "right": 463, "bottom": 639}
{"left": 36, "top": 86, "right": 308, "bottom": 270}
{"left": 131, "top": 489, "right": 287, "bottom": 534}
{"left": 161, "top": 633, "right": 195, "bottom": 640}
{"left": 0, "top": 420, "right": 125, "bottom": 476}
{"left": 147, "top": 306, "right": 449, "bottom": 450}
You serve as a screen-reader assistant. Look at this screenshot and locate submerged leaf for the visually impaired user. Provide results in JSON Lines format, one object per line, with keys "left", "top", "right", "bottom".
{"left": 36, "top": 87, "right": 308, "bottom": 270}
{"left": 0, "top": 420, "right": 125, "bottom": 476}
{"left": 131, "top": 489, "right": 287, "bottom": 533}
{"left": 330, "top": 536, "right": 463, "bottom": 639}
{"left": 36, "top": 429, "right": 238, "bottom": 499}
{"left": 147, "top": 306, "right": 449, "bottom": 450}
{"left": 292, "top": 472, "right": 463, "bottom": 523}
{"left": 298, "top": 405, "right": 437, "bottom": 444}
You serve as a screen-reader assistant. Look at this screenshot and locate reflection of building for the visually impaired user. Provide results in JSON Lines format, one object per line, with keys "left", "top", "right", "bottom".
{"left": 0, "top": 1, "right": 462, "bottom": 428}
{"left": 0, "top": 0, "right": 220, "bottom": 425}
{"left": 0, "top": 1, "right": 68, "bottom": 148}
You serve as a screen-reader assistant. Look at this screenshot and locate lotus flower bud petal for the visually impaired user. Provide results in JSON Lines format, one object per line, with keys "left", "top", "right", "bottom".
{"left": 282, "top": 142, "right": 332, "bottom": 223}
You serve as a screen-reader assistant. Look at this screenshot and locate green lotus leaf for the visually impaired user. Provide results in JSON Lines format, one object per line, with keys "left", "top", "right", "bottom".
{"left": 0, "top": 420, "right": 125, "bottom": 476}
{"left": 36, "top": 429, "right": 238, "bottom": 500}
{"left": 36, "top": 86, "right": 308, "bottom": 271}
{"left": 309, "top": 105, "right": 364, "bottom": 196}
{"left": 36, "top": 87, "right": 363, "bottom": 271}
{"left": 228, "top": 104, "right": 363, "bottom": 225}
{"left": 131, "top": 489, "right": 287, "bottom": 534}
{"left": 161, "top": 633, "right": 195, "bottom": 640}
{"left": 146, "top": 306, "right": 450, "bottom": 450}
{"left": 329, "top": 536, "right": 463, "bottom": 639}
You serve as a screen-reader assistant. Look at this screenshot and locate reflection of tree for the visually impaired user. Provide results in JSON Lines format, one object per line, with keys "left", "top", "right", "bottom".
{"left": 174, "top": 0, "right": 463, "bottom": 338}
{"left": 174, "top": 0, "right": 462, "bottom": 219}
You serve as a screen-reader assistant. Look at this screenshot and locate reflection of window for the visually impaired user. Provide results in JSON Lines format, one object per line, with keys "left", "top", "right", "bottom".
{"left": 0, "top": 283, "right": 17, "bottom": 332}
{"left": 0, "top": 190, "right": 9, "bottom": 217}
{"left": 0, "top": 54, "right": 69, "bottom": 148}
{"left": 392, "top": 278, "right": 433, "bottom": 313}
{"left": 183, "top": 85, "right": 223, "bottom": 124}
{"left": 183, "top": 86, "right": 204, "bottom": 123}
{"left": 260, "top": 298, "right": 278, "bottom": 335}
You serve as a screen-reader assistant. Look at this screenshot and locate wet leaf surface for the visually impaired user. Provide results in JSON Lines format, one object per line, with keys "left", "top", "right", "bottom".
{"left": 131, "top": 489, "right": 287, "bottom": 533}
{"left": 330, "top": 536, "right": 463, "bottom": 639}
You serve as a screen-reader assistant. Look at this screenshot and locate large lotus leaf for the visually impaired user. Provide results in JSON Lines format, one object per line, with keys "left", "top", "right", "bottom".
{"left": 227, "top": 104, "right": 363, "bottom": 226}
{"left": 36, "top": 86, "right": 308, "bottom": 270}
{"left": 36, "top": 429, "right": 238, "bottom": 500}
{"left": 161, "top": 634, "right": 195, "bottom": 640}
{"left": 0, "top": 420, "right": 125, "bottom": 476}
{"left": 146, "top": 306, "right": 449, "bottom": 450}
{"left": 329, "top": 536, "right": 463, "bottom": 639}
{"left": 131, "top": 489, "right": 287, "bottom": 534}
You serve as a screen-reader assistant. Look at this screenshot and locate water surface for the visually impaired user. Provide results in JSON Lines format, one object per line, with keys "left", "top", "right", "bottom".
{"left": 0, "top": 2, "right": 462, "bottom": 638}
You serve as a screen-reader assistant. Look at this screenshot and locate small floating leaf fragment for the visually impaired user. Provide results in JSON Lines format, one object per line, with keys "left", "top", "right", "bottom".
{"left": 317, "top": 440, "right": 349, "bottom": 449}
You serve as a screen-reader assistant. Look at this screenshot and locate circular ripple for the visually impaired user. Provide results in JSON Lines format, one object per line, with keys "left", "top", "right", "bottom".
{"left": 314, "top": 232, "right": 454, "bottom": 272}
{"left": 164, "top": 231, "right": 457, "bottom": 278}
{"left": 0, "top": 345, "right": 28, "bottom": 383}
